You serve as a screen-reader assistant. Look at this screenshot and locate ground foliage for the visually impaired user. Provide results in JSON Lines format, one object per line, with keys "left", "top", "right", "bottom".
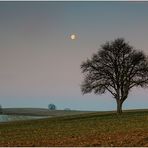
{"left": 0, "top": 110, "right": 148, "bottom": 146}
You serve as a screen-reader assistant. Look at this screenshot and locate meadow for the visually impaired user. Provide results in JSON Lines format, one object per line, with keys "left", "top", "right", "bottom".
{"left": 0, "top": 109, "right": 148, "bottom": 146}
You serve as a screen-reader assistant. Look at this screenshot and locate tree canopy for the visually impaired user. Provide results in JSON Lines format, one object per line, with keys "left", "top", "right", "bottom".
{"left": 81, "top": 38, "right": 148, "bottom": 113}
{"left": 48, "top": 104, "right": 56, "bottom": 110}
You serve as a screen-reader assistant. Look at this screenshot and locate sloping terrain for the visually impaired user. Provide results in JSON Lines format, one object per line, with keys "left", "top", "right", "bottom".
{"left": 0, "top": 109, "right": 148, "bottom": 146}
{"left": 2, "top": 108, "right": 93, "bottom": 116}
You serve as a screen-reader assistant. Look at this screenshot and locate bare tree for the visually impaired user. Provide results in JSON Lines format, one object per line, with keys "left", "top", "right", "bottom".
{"left": 81, "top": 38, "right": 148, "bottom": 114}
{"left": 0, "top": 105, "right": 2, "bottom": 114}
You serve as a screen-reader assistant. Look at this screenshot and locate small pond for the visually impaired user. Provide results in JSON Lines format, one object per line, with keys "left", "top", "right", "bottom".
{"left": 0, "top": 115, "right": 49, "bottom": 122}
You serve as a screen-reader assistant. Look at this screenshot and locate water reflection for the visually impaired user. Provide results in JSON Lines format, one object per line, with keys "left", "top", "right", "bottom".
{"left": 0, "top": 115, "right": 49, "bottom": 122}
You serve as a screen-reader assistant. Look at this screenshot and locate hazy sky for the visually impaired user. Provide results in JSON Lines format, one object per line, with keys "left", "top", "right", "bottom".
{"left": 0, "top": 2, "right": 148, "bottom": 111}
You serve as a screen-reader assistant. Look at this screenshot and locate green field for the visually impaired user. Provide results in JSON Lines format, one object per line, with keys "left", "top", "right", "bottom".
{"left": 0, "top": 109, "right": 148, "bottom": 146}
{"left": 2, "top": 108, "right": 93, "bottom": 116}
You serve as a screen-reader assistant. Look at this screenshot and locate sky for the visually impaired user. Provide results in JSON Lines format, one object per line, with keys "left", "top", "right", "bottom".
{"left": 0, "top": 2, "right": 148, "bottom": 111}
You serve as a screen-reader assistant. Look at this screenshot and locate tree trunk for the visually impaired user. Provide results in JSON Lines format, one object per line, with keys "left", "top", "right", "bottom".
{"left": 116, "top": 100, "right": 123, "bottom": 114}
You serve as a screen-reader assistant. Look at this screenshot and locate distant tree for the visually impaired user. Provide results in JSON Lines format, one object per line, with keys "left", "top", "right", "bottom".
{"left": 81, "top": 38, "right": 148, "bottom": 114}
{"left": 64, "top": 108, "right": 71, "bottom": 111}
{"left": 48, "top": 104, "right": 56, "bottom": 110}
{"left": 0, "top": 105, "right": 2, "bottom": 114}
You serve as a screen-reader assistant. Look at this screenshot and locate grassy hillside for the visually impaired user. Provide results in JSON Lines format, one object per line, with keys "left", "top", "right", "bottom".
{"left": 2, "top": 108, "right": 93, "bottom": 116}
{"left": 0, "top": 109, "right": 148, "bottom": 146}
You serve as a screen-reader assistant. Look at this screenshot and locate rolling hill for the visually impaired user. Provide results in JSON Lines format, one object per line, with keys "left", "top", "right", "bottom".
{"left": 0, "top": 109, "right": 148, "bottom": 146}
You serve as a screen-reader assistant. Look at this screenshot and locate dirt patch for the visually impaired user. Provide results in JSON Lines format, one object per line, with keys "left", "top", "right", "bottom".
{"left": 0, "top": 130, "right": 147, "bottom": 146}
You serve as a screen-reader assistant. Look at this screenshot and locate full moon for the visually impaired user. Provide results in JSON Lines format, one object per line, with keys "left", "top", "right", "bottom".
{"left": 70, "top": 34, "right": 76, "bottom": 40}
